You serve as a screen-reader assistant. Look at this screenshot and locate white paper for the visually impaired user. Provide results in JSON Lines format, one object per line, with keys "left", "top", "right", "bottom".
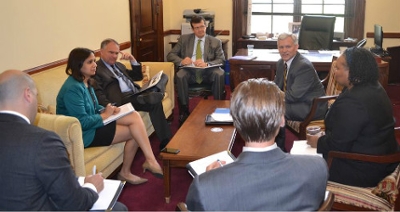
{"left": 290, "top": 140, "right": 322, "bottom": 157}
{"left": 78, "top": 177, "right": 123, "bottom": 210}
{"left": 187, "top": 151, "right": 235, "bottom": 177}
{"left": 210, "top": 108, "right": 233, "bottom": 122}
{"left": 103, "top": 102, "right": 135, "bottom": 125}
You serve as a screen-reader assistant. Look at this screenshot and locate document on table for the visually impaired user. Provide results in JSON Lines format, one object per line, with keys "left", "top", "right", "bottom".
{"left": 180, "top": 63, "right": 223, "bottom": 69}
{"left": 78, "top": 177, "right": 125, "bottom": 211}
{"left": 103, "top": 102, "right": 135, "bottom": 125}
{"left": 290, "top": 140, "right": 322, "bottom": 157}
{"left": 210, "top": 108, "right": 233, "bottom": 122}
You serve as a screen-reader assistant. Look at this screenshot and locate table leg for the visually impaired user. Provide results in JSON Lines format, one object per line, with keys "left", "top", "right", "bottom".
{"left": 162, "top": 159, "right": 171, "bottom": 203}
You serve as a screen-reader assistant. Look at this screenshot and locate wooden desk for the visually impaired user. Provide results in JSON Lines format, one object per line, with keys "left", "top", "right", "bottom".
{"left": 159, "top": 100, "right": 236, "bottom": 203}
{"left": 378, "top": 61, "right": 389, "bottom": 91}
{"left": 236, "top": 38, "right": 356, "bottom": 50}
{"left": 229, "top": 49, "right": 336, "bottom": 90}
{"left": 169, "top": 39, "right": 229, "bottom": 60}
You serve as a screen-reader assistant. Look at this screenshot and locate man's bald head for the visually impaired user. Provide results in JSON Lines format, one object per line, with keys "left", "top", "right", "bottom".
{"left": 0, "top": 70, "right": 38, "bottom": 123}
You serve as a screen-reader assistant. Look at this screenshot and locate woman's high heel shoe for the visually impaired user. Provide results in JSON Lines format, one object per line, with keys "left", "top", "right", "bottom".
{"left": 117, "top": 173, "right": 148, "bottom": 185}
{"left": 142, "top": 161, "right": 163, "bottom": 178}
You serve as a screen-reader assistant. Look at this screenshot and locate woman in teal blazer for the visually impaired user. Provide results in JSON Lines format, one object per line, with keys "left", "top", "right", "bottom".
{"left": 57, "top": 48, "right": 163, "bottom": 185}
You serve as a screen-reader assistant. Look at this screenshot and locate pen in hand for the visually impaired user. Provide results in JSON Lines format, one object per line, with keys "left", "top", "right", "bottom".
{"left": 217, "top": 159, "right": 224, "bottom": 167}
{"left": 92, "top": 165, "right": 96, "bottom": 175}
{"left": 98, "top": 103, "right": 117, "bottom": 113}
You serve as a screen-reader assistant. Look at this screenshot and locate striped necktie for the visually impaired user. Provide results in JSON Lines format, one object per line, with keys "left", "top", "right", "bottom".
{"left": 283, "top": 63, "right": 288, "bottom": 92}
{"left": 111, "top": 65, "right": 138, "bottom": 93}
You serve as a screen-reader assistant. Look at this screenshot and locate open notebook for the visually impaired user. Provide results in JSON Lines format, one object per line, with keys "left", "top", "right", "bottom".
{"left": 186, "top": 150, "right": 236, "bottom": 177}
{"left": 78, "top": 177, "right": 125, "bottom": 211}
{"left": 103, "top": 103, "right": 135, "bottom": 125}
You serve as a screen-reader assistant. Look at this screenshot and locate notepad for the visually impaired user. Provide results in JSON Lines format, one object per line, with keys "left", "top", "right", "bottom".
{"left": 186, "top": 150, "right": 236, "bottom": 177}
{"left": 78, "top": 177, "right": 125, "bottom": 210}
{"left": 103, "top": 103, "right": 135, "bottom": 125}
{"left": 210, "top": 108, "right": 233, "bottom": 122}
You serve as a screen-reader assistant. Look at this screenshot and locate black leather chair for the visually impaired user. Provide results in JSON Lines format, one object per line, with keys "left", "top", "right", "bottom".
{"left": 298, "top": 15, "right": 336, "bottom": 50}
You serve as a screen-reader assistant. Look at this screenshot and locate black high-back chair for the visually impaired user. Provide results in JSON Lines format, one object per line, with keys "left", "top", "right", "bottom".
{"left": 298, "top": 15, "right": 336, "bottom": 50}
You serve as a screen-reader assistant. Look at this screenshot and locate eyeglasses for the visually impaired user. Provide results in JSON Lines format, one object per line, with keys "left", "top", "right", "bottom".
{"left": 193, "top": 25, "right": 206, "bottom": 30}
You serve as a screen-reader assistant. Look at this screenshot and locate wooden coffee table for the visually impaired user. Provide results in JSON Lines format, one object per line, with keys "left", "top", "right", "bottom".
{"left": 159, "top": 100, "right": 237, "bottom": 203}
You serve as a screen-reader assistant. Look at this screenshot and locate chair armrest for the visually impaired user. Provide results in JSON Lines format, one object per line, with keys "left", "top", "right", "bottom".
{"left": 318, "top": 191, "right": 335, "bottom": 211}
{"left": 327, "top": 151, "right": 400, "bottom": 168}
{"left": 34, "top": 113, "right": 86, "bottom": 176}
{"left": 300, "top": 95, "right": 338, "bottom": 129}
{"left": 175, "top": 202, "right": 188, "bottom": 211}
{"left": 142, "top": 62, "right": 175, "bottom": 108}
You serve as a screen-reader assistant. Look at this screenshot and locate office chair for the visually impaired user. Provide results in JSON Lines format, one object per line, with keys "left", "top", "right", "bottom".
{"left": 356, "top": 38, "right": 367, "bottom": 48}
{"left": 298, "top": 15, "right": 336, "bottom": 50}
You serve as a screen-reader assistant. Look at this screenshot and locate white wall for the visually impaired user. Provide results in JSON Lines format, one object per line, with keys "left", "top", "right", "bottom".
{"left": 364, "top": 0, "right": 400, "bottom": 48}
{"left": 0, "top": 0, "right": 131, "bottom": 72}
{"left": 1, "top": 0, "right": 399, "bottom": 73}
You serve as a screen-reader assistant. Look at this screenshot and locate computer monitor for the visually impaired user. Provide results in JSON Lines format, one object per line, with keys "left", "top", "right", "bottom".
{"left": 374, "top": 24, "right": 383, "bottom": 50}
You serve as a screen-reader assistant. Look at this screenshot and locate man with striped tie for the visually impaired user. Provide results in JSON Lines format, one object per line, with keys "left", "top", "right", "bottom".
{"left": 274, "top": 32, "right": 326, "bottom": 122}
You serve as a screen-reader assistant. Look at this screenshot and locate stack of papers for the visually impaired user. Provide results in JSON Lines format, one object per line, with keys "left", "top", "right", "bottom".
{"left": 210, "top": 108, "right": 233, "bottom": 122}
{"left": 290, "top": 140, "right": 322, "bottom": 157}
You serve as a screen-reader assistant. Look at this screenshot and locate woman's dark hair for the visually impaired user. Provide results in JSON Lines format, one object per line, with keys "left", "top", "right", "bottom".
{"left": 66, "top": 47, "right": 94, "bottom": 82}
{"left": 344, "top": 47, "right": 379, "bottom": 85}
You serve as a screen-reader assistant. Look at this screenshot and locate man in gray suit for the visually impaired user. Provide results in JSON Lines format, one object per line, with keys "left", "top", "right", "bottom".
{"left": 186, "top": 79, "right": 328, "bottom": 211}
{"left": 167, "top": 15, "right": 225, "bottom": 124}
{"left": 274, "top": 33, "right": 327, "bottom": 121}
{"left": 0, "top": 70, "right": 126, "bottom": 210}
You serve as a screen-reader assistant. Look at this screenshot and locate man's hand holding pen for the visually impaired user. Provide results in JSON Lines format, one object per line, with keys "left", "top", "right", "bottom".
{"left": 84, "top": 173, "right": 104, "bottom": 193}
{"left": 193, "top": 59, "right": 207, "bottom": 67}
{"left": 206, "top": 159, "right": 226, "bottom": 171}
{"left": 181, "top": 57, "right": 193, "bottom": 66}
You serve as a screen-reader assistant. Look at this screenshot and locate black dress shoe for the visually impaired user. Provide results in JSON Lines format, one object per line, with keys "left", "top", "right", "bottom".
{"left": 179, "top": 111, "right": 190, "bottom": 126}
{"left": 137, "top": 92, "right": 163, "bottom": 104}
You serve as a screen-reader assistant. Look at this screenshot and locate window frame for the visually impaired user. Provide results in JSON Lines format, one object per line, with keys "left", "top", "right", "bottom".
{"left": 232, "top": 0, "right": 366, "bottom": 53}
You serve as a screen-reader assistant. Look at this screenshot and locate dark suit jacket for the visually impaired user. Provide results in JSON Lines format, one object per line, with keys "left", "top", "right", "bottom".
{"left": 166, "top": 33, "right": 225, "bottom": 68}
{"left": 94, "top": 59, "right": 143, "bottom": 106}
{"left": 0, "top": 113, "right": 98, "bottom": 210}
{"left": 317, "top": 83, "right": 399, "bottom": 187}
{"left": 186, "top": 148, "right": 328, "bottom": 211}
{"left": 274, "top": 52, "right": 327, "bottom": 121}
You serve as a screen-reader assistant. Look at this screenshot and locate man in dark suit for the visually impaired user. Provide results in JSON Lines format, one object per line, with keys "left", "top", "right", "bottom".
{"left": 274, "top": 32, "right": 327, "bottom": 121}
{"left": 186, "top": 79, "right": 328, "bottom": 211}
{"left": 93, "top": 38, "right": 172, "bottom": 150}
{"left": 167, "top": 15, "right": 225, "bottom": 124}
{"left": 0, "top": 70, "right": 126, "bottom": 210}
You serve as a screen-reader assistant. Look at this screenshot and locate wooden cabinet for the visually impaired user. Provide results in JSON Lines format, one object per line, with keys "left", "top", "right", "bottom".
{"left": 378, "top": 61, "right": 389, "bottom": 91}
{"left": 229, "top": 61, "right": 276, "bottom": 91}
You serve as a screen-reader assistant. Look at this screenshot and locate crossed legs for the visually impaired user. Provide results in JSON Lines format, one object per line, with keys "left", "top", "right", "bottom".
{"left": 111, "top": 111, "right": 162, "bottom": 182}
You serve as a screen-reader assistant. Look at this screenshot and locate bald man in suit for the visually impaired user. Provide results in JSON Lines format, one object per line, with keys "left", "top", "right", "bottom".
{"left": 167, "top": 15, "right": 225, "bottom": 124}
{"left": 0, "top": 70, "right": 126, "bottom": 210}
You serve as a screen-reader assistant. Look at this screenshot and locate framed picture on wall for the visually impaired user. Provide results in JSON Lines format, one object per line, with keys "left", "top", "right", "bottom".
{"left": 288, "top": 22, "right": 301, "bottom": 34}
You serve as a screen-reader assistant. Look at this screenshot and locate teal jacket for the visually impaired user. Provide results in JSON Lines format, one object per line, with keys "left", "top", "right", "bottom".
{"left": 56, "top": 76, "right": 105, "bottom": 147}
